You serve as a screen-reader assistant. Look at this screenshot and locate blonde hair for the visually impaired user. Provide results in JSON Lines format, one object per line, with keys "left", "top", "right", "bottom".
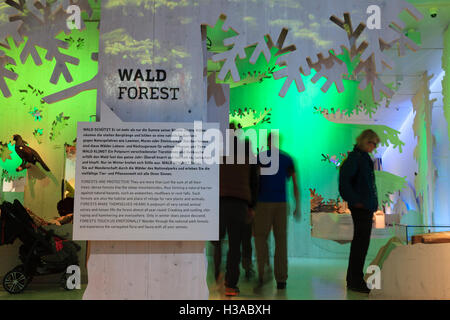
{"left": 356, "top": 129, "right": 380, "bottom": 148}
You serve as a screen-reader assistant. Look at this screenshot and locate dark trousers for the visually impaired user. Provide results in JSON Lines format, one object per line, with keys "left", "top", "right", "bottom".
{"left": 241, "top": 222, "right": 253, "bottom": 271}
{"left": 346, "top": 207, "right": 373, "bottom": 286}
{"left": 212, "top": 197, "right": 248, "bottom": 288}
{"left": 212, "top": 221, "right": 253, "bottom": 280}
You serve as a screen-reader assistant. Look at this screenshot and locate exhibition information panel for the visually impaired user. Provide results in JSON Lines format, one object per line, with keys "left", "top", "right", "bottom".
{"left": 73, "top": 122, "right": 219, "bottom": 241}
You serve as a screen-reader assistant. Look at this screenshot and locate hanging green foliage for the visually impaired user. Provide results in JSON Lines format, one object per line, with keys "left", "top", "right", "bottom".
{"left": 49, "top": 113, "right": 71, "bottom": 141}
{"left": 0, "top": 143, "right": 27, "bottom": 181}
{"left": 375, "top": 170, "right": 407, "bottom": 207}
{"left": 229, "top": 107, "right": 272, "bottom": 128}
{"left": 0, "top": 22, "right": 99, "bottom": 156}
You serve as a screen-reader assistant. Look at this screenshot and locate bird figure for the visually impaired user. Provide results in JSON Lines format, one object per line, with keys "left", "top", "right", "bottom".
{"left": 12, "top": 134, "right": 50, "bottom": 172}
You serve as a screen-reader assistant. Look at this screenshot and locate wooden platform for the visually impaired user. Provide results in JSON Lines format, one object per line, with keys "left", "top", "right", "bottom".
{"left": 411, "top": 231, "right": 450, "bottom": 244}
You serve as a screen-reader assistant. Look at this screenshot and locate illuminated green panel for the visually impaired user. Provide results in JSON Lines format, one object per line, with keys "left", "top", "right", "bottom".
{"left": 375, "top": 171, "right": 407, "bottom": 207}
{"left": 206, "top": 16, "right": 238, "bottom": 53}
{"left": 0, "top": 143, "right": 27, "bottom": 181}
{"left": 230, "top": 74, "right": 404, "bottom": 201}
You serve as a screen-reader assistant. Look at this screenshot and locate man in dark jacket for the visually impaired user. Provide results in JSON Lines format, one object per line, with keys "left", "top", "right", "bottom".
{"left": 339, "top": 129, "right": 380, "bottom": 294}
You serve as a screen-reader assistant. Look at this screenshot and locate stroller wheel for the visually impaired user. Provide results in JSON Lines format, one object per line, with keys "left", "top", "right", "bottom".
{"left": 3, "top": 268, "right": 29, "bottom": 294}
{"left": 13, "top": 265, "right": 34, "bottom": 283}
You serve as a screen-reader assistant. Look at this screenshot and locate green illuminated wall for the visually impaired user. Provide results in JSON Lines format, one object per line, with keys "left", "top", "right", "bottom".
{"left": 231, "top": 74, "right": 403, "bottom": 200}
{"left": 203, "top": 14, "right": 408, "bottom": 257}
{"left": 0, "top": 14, "right": 98, "bottom": 280}
{"left": 229, "top": 74, "right": 403, "bottom": 258}
{"left": 0, "top": 22, "right": 99, "bottom": 219}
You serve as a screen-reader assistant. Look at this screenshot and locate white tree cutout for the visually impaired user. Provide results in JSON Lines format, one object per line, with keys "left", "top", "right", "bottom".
{"left": 209, "top": 0, "right": 423, "bottom": 100}
{"left": 354, "top": 55, "right": 394, "bottom": 102}
{"left": 0, "top": 20, "right": 23, "bottom": 49}
{"left": 0, "top": 0, "right": 96, "bottom": 97}
{"left": 273, "top": 50, "right": 306, "bottom": 97}
{"left": 388, "top": 26, "right": 420, "bottom": 57}
{"left": 212, "top": 33, "right": 247, "bottom": 82}
{"left": 359, "top": 28, "right": 396, "bottom": 73}
{"left": 358, "top": 0, "right": 423, "bottom": 73}
{"left": 0, "top": 19, "right": 23, "bottom": 96}
{"left": 0, "top": 52, "right": 18, "bottom": 97}
{"left": 308, "top": 53, "right": 348, "bottom": 93}
{"left": 329, "top": 7, "right": 422, "bottom": 101}
{"left": 249, "top": 34, "right": 272, "bottom": 64}
{"left": 43, "top": 53, "right": 99, "bottom": 104}
{"left": 211, "top": 16, "right": 287, "bottom": 82}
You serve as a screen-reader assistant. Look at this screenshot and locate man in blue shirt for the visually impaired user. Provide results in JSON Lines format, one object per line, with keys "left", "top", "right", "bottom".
{"left": 254, "top": 133, "right": 300, "bottom": 290}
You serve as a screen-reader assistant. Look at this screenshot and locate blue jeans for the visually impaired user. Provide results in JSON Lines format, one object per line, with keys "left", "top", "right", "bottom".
{"left": 347, "top": 207, "right": 373, "bottom": 286}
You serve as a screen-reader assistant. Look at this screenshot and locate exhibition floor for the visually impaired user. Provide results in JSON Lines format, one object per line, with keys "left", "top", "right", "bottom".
{"left": 0, "top": 257, "right": 368, "bottom": 300}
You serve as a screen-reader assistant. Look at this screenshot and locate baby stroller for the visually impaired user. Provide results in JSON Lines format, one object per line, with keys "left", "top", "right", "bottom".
{"left": 0, "top": 200, "right": 80, "bottom": 294}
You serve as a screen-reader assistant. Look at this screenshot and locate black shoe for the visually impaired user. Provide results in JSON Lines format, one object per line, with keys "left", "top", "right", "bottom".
{"left": 256, "top": 277, "right": 265, "bottom": 286}
{"left": 277, "top": 282, "right": 286, "bottom": 290}
{"left": 253, "top": 278, "right": 264, "bottom": 294}
{"left": 347, "top": 283, "right": 370, "bottom": 294}
{"left": 225, "top": 286, "right": 240, "bottom": 296}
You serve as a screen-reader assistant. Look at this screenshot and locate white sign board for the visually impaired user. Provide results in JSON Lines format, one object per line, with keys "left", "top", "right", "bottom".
{"left": 74, "top": 118, "right": 219, "bottom": 241}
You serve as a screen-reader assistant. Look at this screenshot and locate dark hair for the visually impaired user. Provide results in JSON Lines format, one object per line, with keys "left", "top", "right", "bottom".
{"left": 356, "top": 129, "right": 380, "bottom": 147}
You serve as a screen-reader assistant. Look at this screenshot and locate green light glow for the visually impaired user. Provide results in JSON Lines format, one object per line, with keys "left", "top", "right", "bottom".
{"left": 0, "top": 143, "right": 27, "bottom": 181}
{"left": 204, "top": 16, "right": 404, "bottom": 203}
{"left": 375, "top": 170, "right": 407, "bottom": 207}
{"left": 230, "top": 74, "right": 404, "bottom": 201}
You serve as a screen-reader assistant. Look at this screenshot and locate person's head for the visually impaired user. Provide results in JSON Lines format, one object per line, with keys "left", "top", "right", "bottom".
{"left": 57, "top": 197, "right": 74, "bottom": 217}
{"left": 356, "top": 129, "right": 380, "bottom": 153}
